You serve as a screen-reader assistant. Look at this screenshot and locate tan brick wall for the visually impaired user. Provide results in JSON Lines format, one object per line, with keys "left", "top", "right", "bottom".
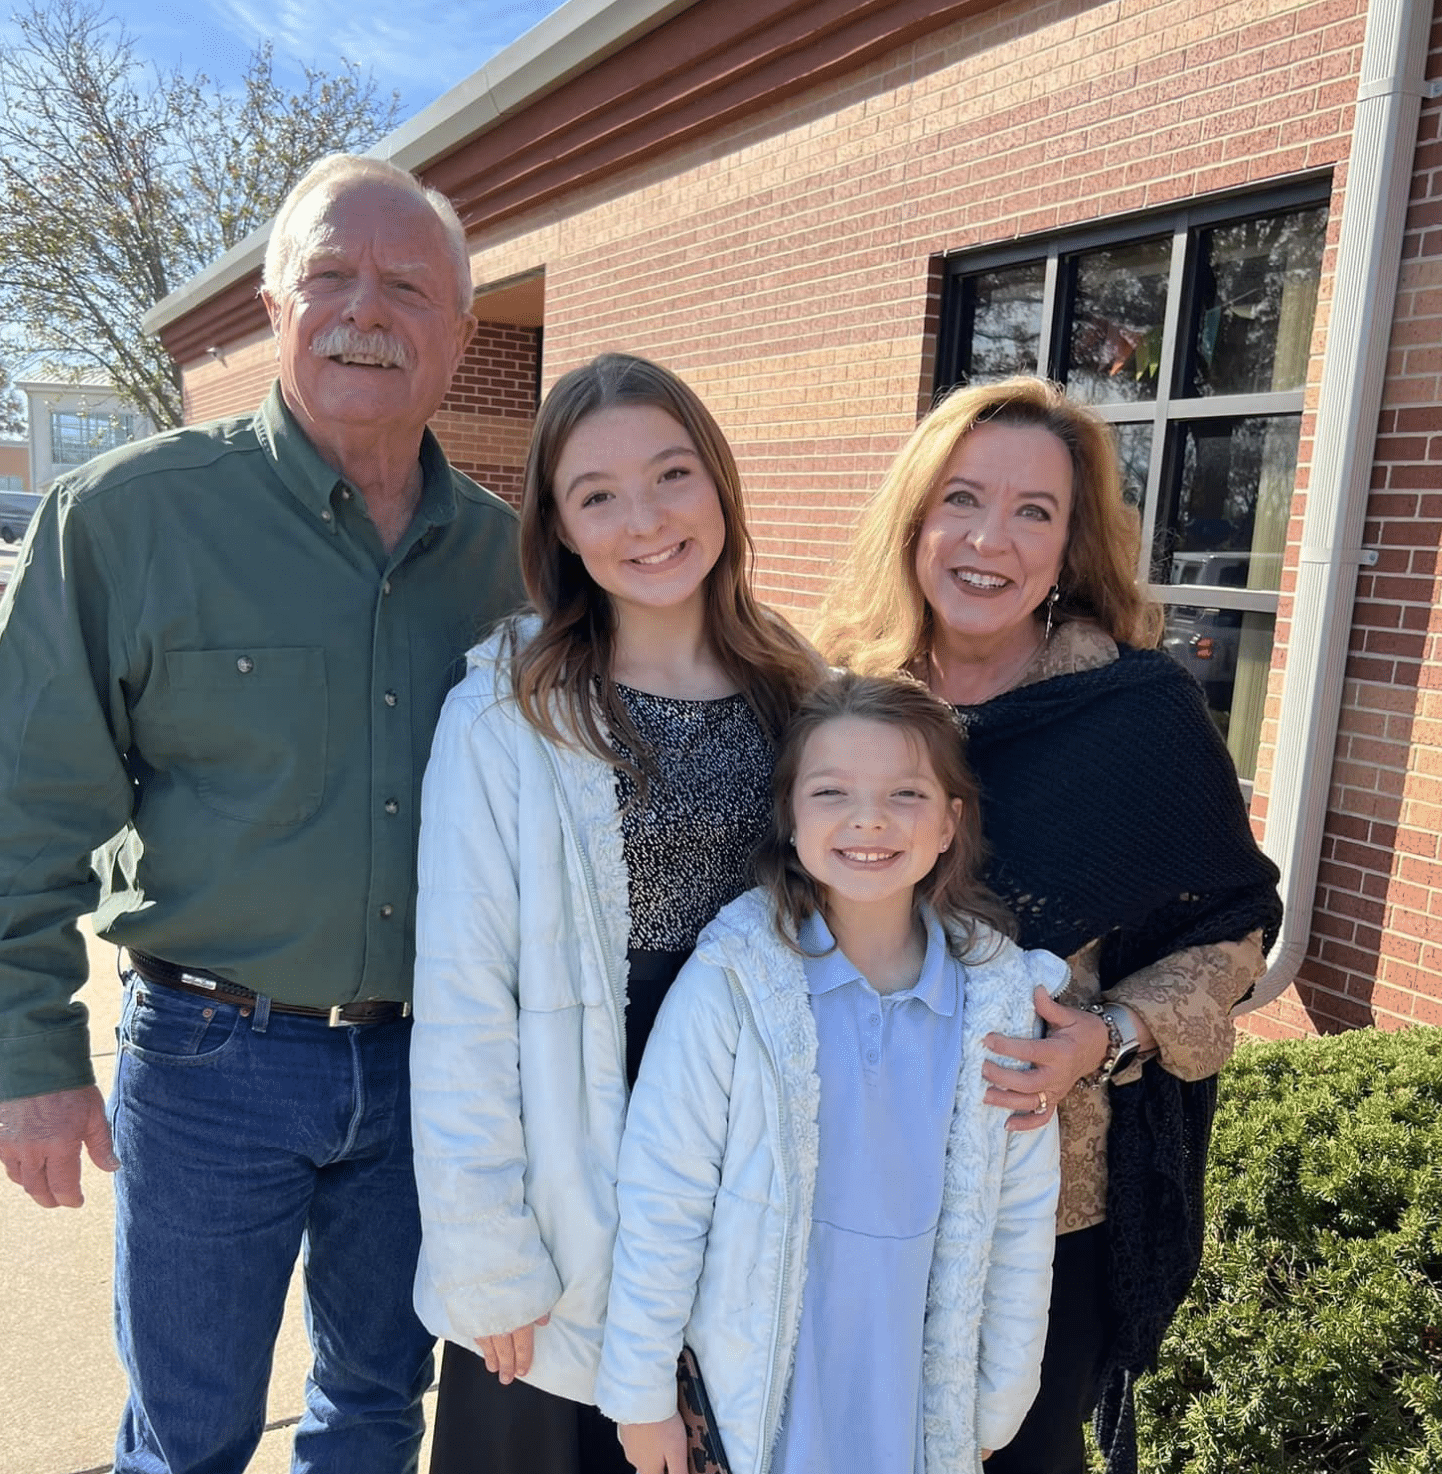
{"left": 1245, "top": 16, "right": 1442, "bottom": 1040}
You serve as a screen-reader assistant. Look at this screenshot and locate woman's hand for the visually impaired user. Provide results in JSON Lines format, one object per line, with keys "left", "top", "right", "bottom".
{"left": 475, "top": 1312, "right": 550, "bottom": 1384}
{"left": 982, "top": 986, "right": 1110, "bottom": 1131}
{"left": 619, "top": 1412, "right": 688, "bottom": 1473}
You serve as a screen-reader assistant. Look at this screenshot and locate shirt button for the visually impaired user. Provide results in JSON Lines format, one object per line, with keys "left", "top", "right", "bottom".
{"left": 341, "top": 488, "right": 352, "bottom": 499}
{"left": 321, "top": 508, "right": 333, "bottom": 522}
{"left": 381, "top": 579, "right": 392, "bottom": 596}
{"left": 866, "top": 1049, "right": 879, "bottom": 1063}
{"left": 383, "top": 691, "right": 398, "bottom": 707}
{"left": 384, "top": 799, "right": 399, "bottom": 815}
{"left": 379, "top": 904, "right": 394, "bottom": 919}
{"left": 869, "top": 1013, "right": 880, "bottom": 1026}
{"left": 235, "top": 656, "right": 254, "bottom": 674}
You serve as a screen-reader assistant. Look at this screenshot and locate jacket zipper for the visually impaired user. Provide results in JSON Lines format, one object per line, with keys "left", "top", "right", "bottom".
{"left": 539, "top": 744, "right": 629, "bottom": 1083}
{"left": 724, "top": 966, "right": 793, "bottom": 1474}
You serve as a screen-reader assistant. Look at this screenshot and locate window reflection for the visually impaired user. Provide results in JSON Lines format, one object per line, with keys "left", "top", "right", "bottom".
{"left": 1065, "top": 240, "right": 1170, "bottom": 403}
{"left": 1162, "top": 607, "right": 1275, "bottom": 781}
{"left": 962, "top": 263, "right": 1044, "bottom": 382}
{"left": 1112, "top": 421, "right": 1152, "bottom": 511}
{"left": 1189, "top": 207, "right": 1326, "bottom": 396}
{"left": 1153, "top": 416, "right": 1297, "bottom": 592}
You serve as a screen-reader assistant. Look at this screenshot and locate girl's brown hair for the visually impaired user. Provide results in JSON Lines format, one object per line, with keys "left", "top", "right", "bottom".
{"left": 510, "top": 353, "right": 818, "bottom": 769}
{"left": 813, "top": 376, "right": 1164, "bottom": 675}
{"left": 754, "top": 672, "right": 1015, "bottom": 960}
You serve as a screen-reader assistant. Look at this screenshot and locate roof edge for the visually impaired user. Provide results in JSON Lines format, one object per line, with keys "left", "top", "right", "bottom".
{"left": 141, "top": 0, "right": 702, "bottom": 338}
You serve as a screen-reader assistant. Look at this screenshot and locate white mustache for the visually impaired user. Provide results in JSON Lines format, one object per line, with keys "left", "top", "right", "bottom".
{"left": 310, "top": 326, "right": 414, "bottom": 370}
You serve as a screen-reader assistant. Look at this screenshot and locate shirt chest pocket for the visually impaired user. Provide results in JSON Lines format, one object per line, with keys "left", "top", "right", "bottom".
{"left": 163, "top": 647, "right": 328, "bottom": 827}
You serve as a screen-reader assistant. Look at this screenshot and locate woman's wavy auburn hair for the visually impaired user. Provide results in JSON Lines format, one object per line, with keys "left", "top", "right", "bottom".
{"left": 511, "top": 353, "right": 818, "bottom": 768}
{"left": 813, "top": 376, "right": 1163, "bottom": 675}
{"left": 755, "top": 672, "right": 1014, "bottom": 961}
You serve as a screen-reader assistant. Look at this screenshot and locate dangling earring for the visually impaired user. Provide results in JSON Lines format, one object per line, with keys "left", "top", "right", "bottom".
{"left": 788, "top": 833, "right": 796, "bottom": 847}
{"left": 1043, "top": 584, "right": 1060, "bottom": 642}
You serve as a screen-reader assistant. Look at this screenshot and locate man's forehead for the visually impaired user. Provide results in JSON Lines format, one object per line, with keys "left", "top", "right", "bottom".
{"left": 289, "top": 182, "right": 447, "bottom": 264}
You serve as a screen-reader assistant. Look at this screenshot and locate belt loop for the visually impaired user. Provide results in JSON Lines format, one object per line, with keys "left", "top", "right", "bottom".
{"left": 251, "top": 993, "right": 272, "bottom": 1034}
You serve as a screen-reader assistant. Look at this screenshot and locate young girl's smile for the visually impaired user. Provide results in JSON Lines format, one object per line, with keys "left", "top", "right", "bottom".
{"left": 792, "top": 716, "right": 961, "bottom": 915}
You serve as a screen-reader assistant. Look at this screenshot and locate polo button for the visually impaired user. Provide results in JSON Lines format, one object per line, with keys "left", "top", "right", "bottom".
{"left": 341, "top": 488, "right": 352, "bottom": 499}
{"left": 236, "top": 656, "right": 254, "bottom": 674}
{"left": 321, "top": 508, "right": 333, "bottom": 522}
{"left": 379, "top": 904, "right": 394, "bottom": 919}
{"left": 382, "top": 579, "right": 392, "bottom": 596}
{"left": 869, "top": 1013, "right": 880, "bottom": 1026}
{"left": 383, "top": 691, "right": 398, "bottom": 707}
{"left": 384, "top": 799, "right": 399, "bottom": 815}
{"left": 866, "top": 1049, "right": 879, "bottom": 1063}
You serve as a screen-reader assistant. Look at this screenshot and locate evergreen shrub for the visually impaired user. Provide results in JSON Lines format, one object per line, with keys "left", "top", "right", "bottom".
{"left": 1136, "top": 1025, "right": 1442, "bottom": 1473}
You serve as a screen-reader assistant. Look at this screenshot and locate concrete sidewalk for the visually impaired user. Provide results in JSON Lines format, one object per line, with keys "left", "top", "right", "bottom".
{"left": 0, "top": 922, "right": 437, "bottom": 1473}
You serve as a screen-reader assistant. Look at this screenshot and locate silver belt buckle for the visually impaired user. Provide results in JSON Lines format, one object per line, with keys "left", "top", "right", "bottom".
{"left": 328, "top": 1004, "right": 352, "bottom": 1028}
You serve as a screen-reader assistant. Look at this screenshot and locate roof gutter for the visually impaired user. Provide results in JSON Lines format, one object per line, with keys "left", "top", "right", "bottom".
{"left": 1242, "top": 0, "right": 1436, "bottom": 1011}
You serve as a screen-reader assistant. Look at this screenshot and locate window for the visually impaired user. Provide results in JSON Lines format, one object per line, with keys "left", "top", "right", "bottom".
{"left": 0, "top": 475, "right": 22, "bottom": 491}
{"left": 50, "top": 410, "right": 136, "bottom": 466}
{"left": 935, "top": 181, "right": 1329, "bottom": 781}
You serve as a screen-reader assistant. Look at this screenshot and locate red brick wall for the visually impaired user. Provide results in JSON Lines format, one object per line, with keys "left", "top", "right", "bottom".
{"left": 1246, "top": 19, "right": 1442, "bottom": 1040}
{"left": 430, "top": 321, "right": 540, "bottom": 506}
{"left": 462, "top": 0, "right": 1370, "bottom": 627}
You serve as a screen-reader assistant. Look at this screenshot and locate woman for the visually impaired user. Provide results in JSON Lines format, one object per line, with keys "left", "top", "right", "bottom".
{"left": 814, "top": 376, "right": 1282, "bottom": 1474}
{"left": 410, "top": 353, "right": 817, "bottom": 1474}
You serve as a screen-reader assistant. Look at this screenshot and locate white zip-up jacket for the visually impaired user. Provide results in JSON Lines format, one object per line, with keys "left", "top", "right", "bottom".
{"left": 596, "top": 889, "right": 1065, "bottom": 1473}
{"left": 410, "top": 621, "right": 633, "bottom": 1403}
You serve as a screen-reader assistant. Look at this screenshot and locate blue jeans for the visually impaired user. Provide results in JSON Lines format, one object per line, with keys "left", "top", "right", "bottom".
{"left": 108, "top": 975, "right": 436, "bottom": 1474}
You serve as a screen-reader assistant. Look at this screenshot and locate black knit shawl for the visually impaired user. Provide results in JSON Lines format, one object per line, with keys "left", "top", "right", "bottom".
{"left": 956, "top": 645, "right": 1282, "bottom": 1473}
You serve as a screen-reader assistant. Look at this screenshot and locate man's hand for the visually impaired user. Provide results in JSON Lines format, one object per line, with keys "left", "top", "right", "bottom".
{"left": 618, "top": 1412, "right": 687, "bottom": 1474}
{"left": 475, "top": 1312, "right": 550, "bottom": 1385}
{"left": 0, "top": 1085, "right": 118, "bottom": 1208}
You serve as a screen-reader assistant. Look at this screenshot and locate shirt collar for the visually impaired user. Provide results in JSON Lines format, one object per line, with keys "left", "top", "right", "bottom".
{"left": 253, "top": 381, "right": 460, "bottom": 529}
{"left": 797, "top": 908, "right": 956, "bottom": 1016}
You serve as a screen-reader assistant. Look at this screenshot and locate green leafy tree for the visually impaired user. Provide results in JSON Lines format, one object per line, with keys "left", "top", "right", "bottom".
{"left": 0, "top": 0, "right": 401, "bottom": 428}
{"left": 0, "top": 359, "right": 22, "bottom": 437}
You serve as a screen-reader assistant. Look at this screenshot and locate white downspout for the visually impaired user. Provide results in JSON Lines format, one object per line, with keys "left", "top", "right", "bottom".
{"left": 1243, "top": 0, "right": 1437, "bottom": 1011}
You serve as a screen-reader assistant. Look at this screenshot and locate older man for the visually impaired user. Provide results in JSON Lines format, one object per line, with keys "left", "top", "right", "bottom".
{"left": 0, "top": 155, "right": 523, "bottom": 1473}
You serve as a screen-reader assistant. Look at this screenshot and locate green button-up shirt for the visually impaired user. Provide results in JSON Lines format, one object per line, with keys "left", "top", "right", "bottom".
{"left": 0, "top": 384, "right": 524, "bottom": 1099}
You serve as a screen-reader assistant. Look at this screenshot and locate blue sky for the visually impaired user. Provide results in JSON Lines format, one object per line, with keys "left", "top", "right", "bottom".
{"left": 18, "top": 0, "right": 571, "bottom": 120}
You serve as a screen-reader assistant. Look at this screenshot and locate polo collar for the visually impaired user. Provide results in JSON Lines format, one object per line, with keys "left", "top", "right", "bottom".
{"left": 798, "top": 908, "right": 956, "bottom": 1015}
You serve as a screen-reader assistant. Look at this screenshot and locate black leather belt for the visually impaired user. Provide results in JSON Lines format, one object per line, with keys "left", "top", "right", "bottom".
{"left": 127, "top": 950, "right": 411, "bottom": 1027}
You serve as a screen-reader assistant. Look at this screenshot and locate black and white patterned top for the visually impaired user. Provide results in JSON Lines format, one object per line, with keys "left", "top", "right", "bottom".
{"left": 612, "top": 682, "right": 774, "bottom": 952}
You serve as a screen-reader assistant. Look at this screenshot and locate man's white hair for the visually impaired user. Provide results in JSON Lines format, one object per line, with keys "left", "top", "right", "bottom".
{"left": 262, "top": 154, "right": 474, "bottom": 315}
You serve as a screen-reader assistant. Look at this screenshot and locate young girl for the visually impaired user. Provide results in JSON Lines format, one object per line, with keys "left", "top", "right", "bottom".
{"left": 409, "top": 353, "right": 818, "bottom": 1474}
{"left": 596, "top": 673, "right": 1065, "bottom": 1474}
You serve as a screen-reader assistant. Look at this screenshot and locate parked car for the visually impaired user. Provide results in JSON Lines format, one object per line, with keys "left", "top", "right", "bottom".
{"left": 1163, "top": 551, "right": 1257, "bottom": 712}
{"left": 0, "top": 490, "right": 42, "bottom": 545}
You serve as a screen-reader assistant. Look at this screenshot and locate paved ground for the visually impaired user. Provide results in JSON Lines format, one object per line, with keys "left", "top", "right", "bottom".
{"left": 1, "top": 921, "right": 437, "bottom": 1473}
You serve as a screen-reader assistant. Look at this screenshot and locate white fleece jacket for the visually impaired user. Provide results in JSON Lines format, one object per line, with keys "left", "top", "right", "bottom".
{"left": 410, "top": 621, "right": 633, "bottom": 1403}
{"left": 596, "top": 888, "right": 1065, "bottom": 1474}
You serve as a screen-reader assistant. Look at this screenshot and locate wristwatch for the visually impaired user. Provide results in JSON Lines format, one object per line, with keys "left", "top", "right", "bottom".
{"left": 1080, "top": 1002, "right": 1153, "bottom": 1087}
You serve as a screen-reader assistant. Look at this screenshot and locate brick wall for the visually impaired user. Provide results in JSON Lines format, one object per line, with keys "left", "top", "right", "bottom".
{"left": 432, "top": 322, "right": 540, "bottom": 506}
{"left": 462, "top": 0, "right": 1369, "bottom": 630}
{"left": 182, "top": 325, "right": 277, "bottom": 423}
{"left": 1246, "top": 17, "right": 1442, "bottom": 1040}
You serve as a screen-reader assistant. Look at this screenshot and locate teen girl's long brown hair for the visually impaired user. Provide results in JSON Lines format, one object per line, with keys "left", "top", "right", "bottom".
{"left": 510, "top": 353, "right": 818, "bottom": 770}
{"left": 754, "top": 671, "right": 1015, "bottom": 960}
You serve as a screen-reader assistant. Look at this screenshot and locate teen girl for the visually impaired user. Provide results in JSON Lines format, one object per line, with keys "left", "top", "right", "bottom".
{"left": 596, "top": 673, "right": 1065, "bottom": 1474}
{"left": 408, "top": 353, "right": 818, "bottom": 1474}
